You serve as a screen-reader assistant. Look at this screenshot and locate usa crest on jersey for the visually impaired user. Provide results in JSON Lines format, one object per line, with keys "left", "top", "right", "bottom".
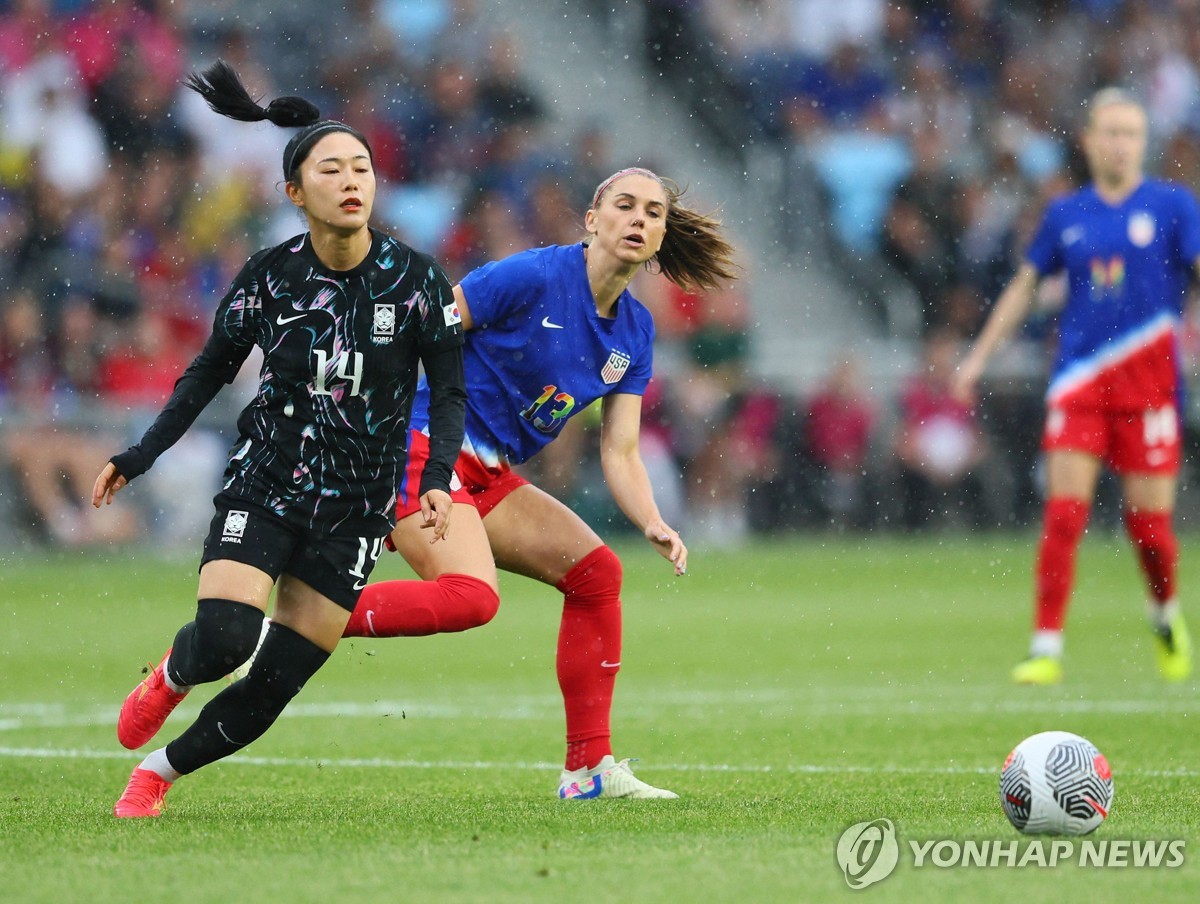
{"left": 601, "top": 350, "right": 632, "bottom": 384}
{"left": 1128, "top": 211, "right": 1156, "bottom": 248}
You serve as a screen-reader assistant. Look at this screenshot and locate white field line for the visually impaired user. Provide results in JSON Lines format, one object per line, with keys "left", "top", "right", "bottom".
{"left": 0, "top": 690, "right": 1194, "bottom": 733}
{"left": 1, "top": 695, "right": 1197, "bottom": 779}
{"left": 0, "top": 745, "right": 1196, "bottom": 779}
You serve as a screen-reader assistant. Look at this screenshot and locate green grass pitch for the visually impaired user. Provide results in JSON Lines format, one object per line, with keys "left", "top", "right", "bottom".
{"left": 1, "top": 532, "right": 1198, "bottom": 903}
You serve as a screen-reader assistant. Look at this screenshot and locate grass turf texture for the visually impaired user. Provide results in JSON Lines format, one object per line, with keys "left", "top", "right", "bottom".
{"left": 1, "top": 532, "right": 1197, "bottom": 903}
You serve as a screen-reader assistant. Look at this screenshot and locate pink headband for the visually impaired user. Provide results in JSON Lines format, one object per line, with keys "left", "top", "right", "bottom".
{"left": 590, "top": 167, "right": 667, "bottom": 210}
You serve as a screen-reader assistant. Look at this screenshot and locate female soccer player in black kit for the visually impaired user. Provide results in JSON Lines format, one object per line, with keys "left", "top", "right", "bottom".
{"left": 91, "top": 62, "right": 467, "bottom": 817}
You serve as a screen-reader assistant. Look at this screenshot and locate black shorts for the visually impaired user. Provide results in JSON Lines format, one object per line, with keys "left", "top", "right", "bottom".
{"left": 200, "top": 491, "right": 388, "bottom": 611}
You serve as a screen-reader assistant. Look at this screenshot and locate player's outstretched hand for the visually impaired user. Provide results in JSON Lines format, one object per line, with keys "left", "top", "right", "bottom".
{"left": 419, "top": 489, "right": 453, "bottom": 543}
{"left": 91, "top": 462, "right": 127, "bottom": 508}
{"left": 645, "top": 520, "right": 687, "bottom": 576}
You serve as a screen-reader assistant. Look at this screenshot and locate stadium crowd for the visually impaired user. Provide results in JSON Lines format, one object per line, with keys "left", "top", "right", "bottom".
{"left": 674, "top": 0, "right": 1200, "bottom": 533}
{"left": 692, "top": 0, "right": 1200, "bottom": 336}
{"left": 4, "top": 0, "right": 1200, "bottom": 551}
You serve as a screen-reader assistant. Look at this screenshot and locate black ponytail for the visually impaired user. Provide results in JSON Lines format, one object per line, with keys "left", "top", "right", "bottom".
{"left": 184, "top": 60, "right": 321, "bottom": 127}
{"left": 183, "top": 60, "right": 373, "bottom": 183}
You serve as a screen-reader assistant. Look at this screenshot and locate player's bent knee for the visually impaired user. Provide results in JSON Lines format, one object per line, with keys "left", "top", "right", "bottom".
{"left": 437, "top": 573, "right": 500, "bottom": 631}
{"left": 557, "top": 545, "right": 623, "bottom": 600}
{"left": 192, "top": 598, "right": 266, "bottom": 671}
{"left": 1044, "top": 499, "right": 1089, "bottom": 543}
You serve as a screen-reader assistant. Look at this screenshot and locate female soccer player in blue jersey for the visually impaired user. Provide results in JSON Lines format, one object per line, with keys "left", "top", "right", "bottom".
{"left": 956, "top": 88, "right": 1200, "bottom": 686}
{"left": 91, "top": 62, "right": 466, "bottom": 817}
{"left": 343, "top": 167, "right": 738, "bottom": 798}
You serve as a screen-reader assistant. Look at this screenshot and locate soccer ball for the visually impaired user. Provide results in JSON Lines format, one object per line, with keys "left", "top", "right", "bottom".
{"left": 999, "top": 731, "right": 1114, "bottom": 835}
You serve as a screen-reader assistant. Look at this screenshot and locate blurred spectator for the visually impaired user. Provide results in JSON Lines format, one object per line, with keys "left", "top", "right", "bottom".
{"left": 0, "top": 0, "right": 58, "bottom": 75}
{"left": 637, "top": 379, "right": 689, "bottom": 530}
{"left": 892, "top": 329, "right": 991, "bottom": 530}
{"left": 953, "top": 153, "right": 1033, "bottom": 301}
{"left": 792, "top": 40, "right": 891, "bottom": 129}
{"left": 886, "top": 50, "right": 976, "bottom": 166}
{"left": 527, "top": 175, "right": 581, "bottom": 249}
{"left": 699, "top": 0, "right": 792, "bottom": 74}
{"left": 926, "top": 0, "right": 1009, "bottom": 98}
{"left": 91, "top": 42, "right": 190, "bottom": 166}
{"left": 802, "top": 355, "right": 877, "bottom": 529}
{"left": 881, "top": 129, "right": 959, "bottom": 332}
{"left": 437, "top": 188, "right": 530, "bottom": 279}
{"left": 1, "top": 50, "right": 108, "bottom": 197}
{"left": 652, "top": 279, "right": 757, "bottom": 547}
{"left": 476, "top": 30, "right": 544, "bottom": 128}
{"left": 0, "top": 286, "right": 52, "bottom": 410}
{"left": 566, "top": 122, "right": 615, "bottom": 212}
{"left": 792, "top": 101, "right": 912, "bottom": 329}
{"left": 802, "top": 105, "right": 912, "bottom": 256}
{"left": 10, "top": 172, "right": 75, "bottom": 322}
{"left": 987, "top": 54, "right": 1067, "bottom": 187}
{"left": 1164, "top": 127, "right": 1200, "bottom": 198}
{"left": 787, "top": 0, "right": 886, "bottom": 61}
{"left": 3, "top": 422, "right": 140, "bottom": 547}
{"left": 404, "top": 58, "right": 490, "bottom": 185}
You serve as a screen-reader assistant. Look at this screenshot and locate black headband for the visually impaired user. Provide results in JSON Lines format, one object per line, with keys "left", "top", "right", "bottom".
{"left": 282, "top": 120, "right": 371, "bottom": 181}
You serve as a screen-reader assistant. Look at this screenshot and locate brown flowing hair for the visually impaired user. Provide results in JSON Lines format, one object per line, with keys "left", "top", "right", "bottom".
{"left": 590, "top": 170, "right": 740, "bottom": 293}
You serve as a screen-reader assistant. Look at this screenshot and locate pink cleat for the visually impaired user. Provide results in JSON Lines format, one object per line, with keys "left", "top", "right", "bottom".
{"left": 113, "top": 768, "right": 172, "bottom": 818}
{"left": 117, "top": 649, "right": 187, "bottom": 750}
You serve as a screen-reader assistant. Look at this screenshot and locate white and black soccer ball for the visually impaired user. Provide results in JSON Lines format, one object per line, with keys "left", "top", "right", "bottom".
{"left": 1000, "top": 731, "right": 1114, "bottom": 835}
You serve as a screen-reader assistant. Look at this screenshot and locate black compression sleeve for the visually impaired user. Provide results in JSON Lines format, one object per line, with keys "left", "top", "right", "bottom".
{"left": 418, "top": 343, "right": 466, "bottom": 497}
{"left": 110, "top": 332, "right": 251, "bottom": 482}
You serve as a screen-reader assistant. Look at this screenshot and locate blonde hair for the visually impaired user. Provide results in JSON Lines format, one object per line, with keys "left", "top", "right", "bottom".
{"left": 590, "top": 169, "right": 739, "bottom": 293}
{"left": 1087, "top": 87, "right": 1144, "bottom": 125}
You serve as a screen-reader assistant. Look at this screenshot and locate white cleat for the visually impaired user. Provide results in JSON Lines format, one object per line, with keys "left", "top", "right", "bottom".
{"left": 557, "top": 756, "right": 678, "bottom": 800}
{"left": 227, "top": 617, "right": 271, "bottom": 682}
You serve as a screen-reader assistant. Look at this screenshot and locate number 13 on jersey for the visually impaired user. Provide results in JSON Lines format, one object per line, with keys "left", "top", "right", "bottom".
{"left": 519, "top": 384, "right": 576, "bottom": 434}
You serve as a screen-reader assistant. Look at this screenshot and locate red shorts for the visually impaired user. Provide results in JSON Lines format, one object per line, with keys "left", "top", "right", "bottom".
{"left": 394, "top": 430, "right": 529, "bottom": 522}
{"left": 1042, "top": 402, "right": 1181, "bottom": 474}
{"left": 1043, "top": 337, "right": 1181, "bottom": 474}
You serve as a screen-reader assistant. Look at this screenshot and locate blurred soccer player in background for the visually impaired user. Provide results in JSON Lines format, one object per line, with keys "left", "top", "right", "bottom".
{"left": 955, "top": 88, "right": 1200, "bottom": 685}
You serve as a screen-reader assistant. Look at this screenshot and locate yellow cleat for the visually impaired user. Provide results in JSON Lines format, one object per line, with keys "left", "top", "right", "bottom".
{"left": 1011, "top": 656, "right": 1064, "bottom": 685}
{"left": 1152, "top": 612, "right": 1192, "bottom": 682}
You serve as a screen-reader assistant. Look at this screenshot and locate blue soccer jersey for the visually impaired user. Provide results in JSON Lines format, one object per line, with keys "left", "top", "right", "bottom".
{"left": 410, "top": 243, "right": 656, "bottom": 465}
{"left": 1024, "top": 178, "right": 1200, "bottom": 401}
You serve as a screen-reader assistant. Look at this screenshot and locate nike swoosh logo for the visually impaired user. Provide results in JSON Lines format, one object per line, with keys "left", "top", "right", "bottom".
{"left": 277, "top": 313, "right": 306, "bottom": 325}
{"left": 217, "top": 721, "right": 244, "bottom": 747}
{"left": 365, "top": 609, "right": 379, "bottom": 637}
{"left": 353, "top": 579, "right": 367, "bottom": 591}
{"left": 600, "top": 660, "right": 621, "bottom": 669}
{"left": 541, "top": 316, "right": 564, "bottom": 329}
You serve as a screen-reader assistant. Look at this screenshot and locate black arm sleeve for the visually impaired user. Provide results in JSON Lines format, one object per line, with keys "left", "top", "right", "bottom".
{"left": 417, "top": 342, "right": 467, "bottom": 497}
{"left": 110, "top": 331, "right": 252, "bottom": 482}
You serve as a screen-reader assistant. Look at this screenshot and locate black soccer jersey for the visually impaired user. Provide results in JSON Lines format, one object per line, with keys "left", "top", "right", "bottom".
{"left": 114, "top": 229, "right": 465, "bottom": 536}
